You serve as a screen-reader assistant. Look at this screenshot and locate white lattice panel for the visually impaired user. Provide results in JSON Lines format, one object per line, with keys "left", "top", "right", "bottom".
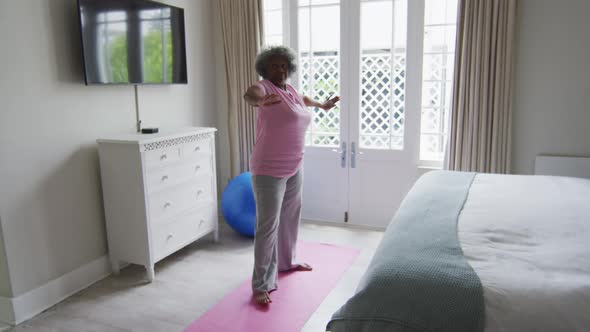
{"left": 421, "top": 108, "right": 440, "bottom": 133}
{"left": 300, "top": 53, "right": 340, "bottom": 147}
{"left": 423, "top": 54, "right": 443, "bottom": 81}
{"left": 360, "top": 52, "right": 406, "bottom": 150}
{"left": 420, "top": 79, "right": 452, "bottom": 159}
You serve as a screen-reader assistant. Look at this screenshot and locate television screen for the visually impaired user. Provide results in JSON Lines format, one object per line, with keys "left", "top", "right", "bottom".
{"left": 77, "top": 0, "right": 187, "bottom": 85}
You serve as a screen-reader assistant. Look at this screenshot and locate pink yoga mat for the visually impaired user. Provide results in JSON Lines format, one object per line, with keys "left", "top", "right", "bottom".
{"left": 184, "top": 241, "right": 360, "bottom": 332}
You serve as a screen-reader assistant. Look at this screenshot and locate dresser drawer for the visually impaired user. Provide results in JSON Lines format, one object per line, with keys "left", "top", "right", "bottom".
{"left": 181, "top": 138, "right": 212, "bottom": 161}
{"left": 151, "top": 204, "right": 217, "bottom": 261}
{"left": 146, "top": 158, "right": 213, "bottom": 193}
{"left": 148, "top": 179, "right": 214, "bottom": 222}
{"left": 145, "top": 146, "right": 181, "bottom": 168}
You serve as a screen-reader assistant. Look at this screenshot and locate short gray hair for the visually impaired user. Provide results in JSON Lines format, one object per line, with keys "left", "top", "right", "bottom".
{"left": 255, "top": 46, "right": 297, "bottom": 79}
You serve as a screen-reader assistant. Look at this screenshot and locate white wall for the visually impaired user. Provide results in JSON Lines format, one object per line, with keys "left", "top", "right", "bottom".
{"left": 512, "top": 0, "right": 590, "bottom": 174}
{"left": 0, "top": 0, "right": 216, "bottom": 298}
{"left": 0, "top": 220, "right": 11, "bottom": 297}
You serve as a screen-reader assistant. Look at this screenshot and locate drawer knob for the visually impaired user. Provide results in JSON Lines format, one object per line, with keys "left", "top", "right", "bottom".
{"left": 196, "top": 190, "right": 203, "bottom": 196}
{"left": 194, "top": 146, "right": 201, "bottom": 152}
{"left": 164, "top": 202, "right": 172, "bottom": 208}
{"left": 161, "top": 175, "right": 169, "bottom": 181}
{"left": 198, "top": 219, "right": 205, "bottom": 227}
{"left": 194, "top": 165, "right": 201, "bottom": 172}
{"left": 167, "top": 234, "right": 173, "bottom": 240}
{"left": 160, "top": 153, "right": 168, "bottom": 160}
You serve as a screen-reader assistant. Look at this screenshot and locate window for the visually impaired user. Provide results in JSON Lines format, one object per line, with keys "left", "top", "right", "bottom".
{"left": 359, "top": 0, "right": 407, "bottom": 150}
{"left": 140, "top": 8, "right": 174, "bottom": 83}
{"left": 262, "top": 0, "right": 458, "bottom": 160}
{"left": 96, "top": 11, "right": 128, "bottom": 82}
{"left": 419, "top": 0, "right": 458, "bottom": 162}
{"left": 298, "top": 0, "right": 341, "bottom": 147}
{"left": 263, "top": 0, "right": 284, "bottom": 46}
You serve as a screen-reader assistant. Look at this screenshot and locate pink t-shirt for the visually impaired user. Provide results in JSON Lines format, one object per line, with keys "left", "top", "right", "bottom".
{"left": 249, "top": 80, "right": 312, "bottom": 178}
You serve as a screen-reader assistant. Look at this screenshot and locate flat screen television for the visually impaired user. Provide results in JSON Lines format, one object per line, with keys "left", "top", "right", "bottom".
{"left": 77, "top": 0, "right": 187, "bottom": 85}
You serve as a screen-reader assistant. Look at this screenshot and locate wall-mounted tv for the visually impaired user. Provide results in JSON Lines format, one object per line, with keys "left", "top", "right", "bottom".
{"left": 77, "top": 0, "right": 188, "bottom": 85}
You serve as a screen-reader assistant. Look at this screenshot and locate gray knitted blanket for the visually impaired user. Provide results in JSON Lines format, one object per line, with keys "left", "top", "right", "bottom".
{"left": 327, "top": 171, "right": 484, "bottom": 332}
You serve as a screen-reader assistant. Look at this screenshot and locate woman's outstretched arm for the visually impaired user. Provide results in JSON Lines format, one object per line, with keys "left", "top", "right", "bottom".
{"left": 244, "top": 84, "right": 281, "bottom": 107}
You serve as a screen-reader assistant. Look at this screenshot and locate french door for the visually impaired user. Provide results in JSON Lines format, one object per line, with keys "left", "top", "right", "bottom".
{"left": 264, "top": 0, "right": 457, "bottom": 228}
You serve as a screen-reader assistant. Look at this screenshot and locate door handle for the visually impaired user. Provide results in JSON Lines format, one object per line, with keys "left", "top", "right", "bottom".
{"left": 331, "top": 142, "right": 347, "bottom": 168}
{"left": 340, "top": 142, "right": 346, "bottom": 168}
{"left": 351, "top": 142, "right": 356, "bottom": 168}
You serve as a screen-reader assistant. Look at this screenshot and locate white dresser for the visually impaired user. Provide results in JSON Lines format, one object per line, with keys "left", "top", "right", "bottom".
{"left": 97, "top": 127, "right": 218, "bottom": 281}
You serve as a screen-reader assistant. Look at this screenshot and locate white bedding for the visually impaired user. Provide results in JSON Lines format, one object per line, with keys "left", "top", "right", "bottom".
{"left": 459, "top": 174, "right": 590, "bottom": 331}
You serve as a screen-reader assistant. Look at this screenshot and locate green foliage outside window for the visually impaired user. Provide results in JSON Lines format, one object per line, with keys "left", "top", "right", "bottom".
{"left": 108, "top": 30, "right": 173, "bottom": 83}
{"left": 109, "top": 35, "right": 128, "bottom": 83}
{"left": 311, "top": 77, "right": 340, "bottom": 132}
{"left": 143, "top": 30, "right": 173, "bottom": 83}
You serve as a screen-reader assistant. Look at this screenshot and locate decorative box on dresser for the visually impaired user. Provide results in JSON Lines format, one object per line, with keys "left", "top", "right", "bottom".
{"left": 97, "top": 127, "right": 218, "bottom": 282}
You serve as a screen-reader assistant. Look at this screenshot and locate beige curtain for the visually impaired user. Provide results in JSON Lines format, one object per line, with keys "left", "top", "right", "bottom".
{"left": 217, "top": 0, "right": 264, "bottom": 176}
{"left": 447, "top": 0, "right": 517, "bottom": 173}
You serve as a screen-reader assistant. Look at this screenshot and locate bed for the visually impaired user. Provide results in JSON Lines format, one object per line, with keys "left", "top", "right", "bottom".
{"left": 326, "top": 170, "right": 590, "bottom": 332}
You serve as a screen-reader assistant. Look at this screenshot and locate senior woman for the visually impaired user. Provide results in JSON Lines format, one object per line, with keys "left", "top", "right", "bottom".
{"left": 243, "top": 46, "right": 340, "bottom": 305}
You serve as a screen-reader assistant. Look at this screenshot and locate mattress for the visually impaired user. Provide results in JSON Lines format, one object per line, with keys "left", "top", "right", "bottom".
{"left": 459, "top": 173, "right": 590, "bottom": 331}
{"left": 327, "top": 172, "right": 590, "bottom": 332}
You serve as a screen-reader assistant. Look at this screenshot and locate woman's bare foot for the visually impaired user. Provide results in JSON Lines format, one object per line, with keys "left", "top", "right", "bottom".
{"left": 292, "top": 262, "right": 313, "bottom": 271}
{"left": 253, "top": 291, "right": 272, "bottom": 305}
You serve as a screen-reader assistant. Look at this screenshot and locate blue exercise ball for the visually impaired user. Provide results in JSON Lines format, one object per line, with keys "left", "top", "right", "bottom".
{"left": 221, "top": 172, "right": 256, "bottom": 237}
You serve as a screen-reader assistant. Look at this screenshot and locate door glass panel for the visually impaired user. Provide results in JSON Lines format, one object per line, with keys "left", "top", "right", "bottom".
{"left": 299, "top": 0, "right": 341, "bottom": 147}
{"left": 359, "top": 0, "right": 407, "bottom": 150}
{"left": 263, "top": 0, "right": 283, "bottom": 46}
{"left": 419, "top": 0, "right": 458, "bottom": 161}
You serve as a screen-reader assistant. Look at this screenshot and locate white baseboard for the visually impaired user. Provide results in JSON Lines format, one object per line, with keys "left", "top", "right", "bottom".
{"left": 0, "top": 295, "right": 15, "bottom": 325}
{"left": 0, "top": 256, "right": 111, "bottom": 326}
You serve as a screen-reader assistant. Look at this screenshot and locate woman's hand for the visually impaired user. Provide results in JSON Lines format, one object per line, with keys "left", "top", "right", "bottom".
{"left": 259, "top": 94, "right": 281, "bottom": 106}
{"left": 303, "top": 95, "right": 341, "bottom": 110}
{"left": 321, "top": 96, "right": 340, "bottom": 110}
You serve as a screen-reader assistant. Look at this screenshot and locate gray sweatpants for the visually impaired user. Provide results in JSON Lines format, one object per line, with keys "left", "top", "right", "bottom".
{"left": 251, "top": 169, "right": 303, "bottom": 293}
